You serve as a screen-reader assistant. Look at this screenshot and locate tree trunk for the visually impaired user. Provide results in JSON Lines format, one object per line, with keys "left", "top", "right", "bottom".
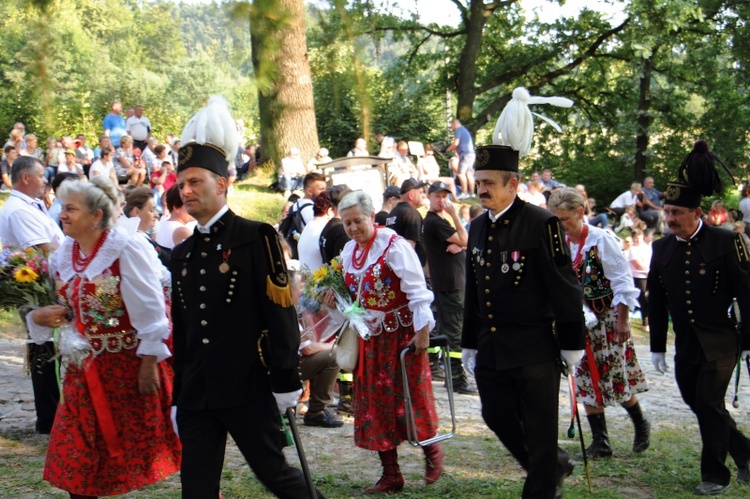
{"left": 250, "top": 0, "right": 319, "bottom": 169}
{"left": 455, "top": 0, "right": 489, "bottom": 124}
{"left": 634, "top": 57, "right": 653, "bottom": 182}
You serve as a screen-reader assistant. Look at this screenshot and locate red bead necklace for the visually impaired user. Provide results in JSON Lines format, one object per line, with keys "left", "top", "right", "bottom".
{"left": 567, "top": 223, "right": 589, "bottom": 271}
{"left": 352, "top": 227, "right": 378, "bottom": 270}
{"left": 72, "top": 230, "right": 110, "bottom": 273}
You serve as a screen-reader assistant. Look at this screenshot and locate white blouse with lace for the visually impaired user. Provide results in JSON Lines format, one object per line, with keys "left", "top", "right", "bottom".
{"left": 27, "top": 226, "right": 171, "bottom": 362}
{"left": 340, "top": 227, "right": 435, "bottom": 333}
{"left": 567, "top": 225, "right": 640, "bottom": 310}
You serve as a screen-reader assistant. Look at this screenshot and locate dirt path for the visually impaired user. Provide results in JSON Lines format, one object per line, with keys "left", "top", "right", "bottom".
{"left": 2, "top": 336, "right": 750, "bottom": 496}
{"left": 4, "top": 337, "right": 749, "bottom": 431}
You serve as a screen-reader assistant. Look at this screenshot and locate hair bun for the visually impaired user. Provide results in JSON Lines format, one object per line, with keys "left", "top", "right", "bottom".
{"left": 693, "top": 140, "right": 710, "bottom": 154}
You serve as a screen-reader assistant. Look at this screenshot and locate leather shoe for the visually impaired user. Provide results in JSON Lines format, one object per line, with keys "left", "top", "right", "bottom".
{"left": 554, "top": 454, "right": 575, "bottom": 499}
{"left": 694, "top": 481, "right": 729, "bottom": 495}
{"left": 303, "top": 409, "right": 344, "bottom": 428}
{"left": 453, "top": 377, "right": 479, "bottom": 396}
{"left": 738, "top": 460, "right": 750, "bottom": 485}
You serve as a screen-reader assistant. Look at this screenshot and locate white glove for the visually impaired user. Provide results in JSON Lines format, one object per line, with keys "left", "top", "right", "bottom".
{"left": 652, "top": 352, "right": 668, "bottom": 374}
{"left": 273, "top": 389, "right": 303, "bottom": 412}
{"left": 741, "top": 351, "right": 750, "bottom": 362}
{"left": 461, "top": 348, "right": 478, "bottom": 377}
{"left": 583, "top": 304, "right": 599, "bottom": 329}
{"left": 560, "top": 349, "right": 584, "bottom": 375}
{"left": 170, "top": 406, "right": 179, "bottom": 437}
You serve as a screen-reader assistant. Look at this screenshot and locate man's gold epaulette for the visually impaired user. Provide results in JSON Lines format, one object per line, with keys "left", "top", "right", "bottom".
{"left": 547, "top": 218, "right": 570, "bottom": 267}
{"left": 260, "top": 224, "right": 293, "bottom": 308}
{"left": 734, "top": 233, "right": 750, "bottom": 266}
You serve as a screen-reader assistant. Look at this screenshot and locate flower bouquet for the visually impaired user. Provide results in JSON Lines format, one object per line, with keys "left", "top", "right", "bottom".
{"left": 0, "top": 246, "right": 55, "bottom": 309}
{"left": 300, "top": 256, "right": 372, "bottom": 341}
{"left": 0, "top": 246, "right": 90, "bottom": 368}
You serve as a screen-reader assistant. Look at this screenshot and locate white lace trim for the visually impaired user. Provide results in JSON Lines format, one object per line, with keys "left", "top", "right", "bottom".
{"left": 570, "top": 226, "right": 640, "bottom": 311}
{"left": 54, "top": 227, "right": 131, "bottom": 283}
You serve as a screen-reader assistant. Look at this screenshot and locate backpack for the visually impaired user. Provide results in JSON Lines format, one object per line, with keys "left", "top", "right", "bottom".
{"left": 279, "top": 201, "right": 312, "bottom": 259}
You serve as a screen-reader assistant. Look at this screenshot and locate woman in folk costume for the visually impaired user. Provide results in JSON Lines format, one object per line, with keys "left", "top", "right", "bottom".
{"left": 324, "top": 190, "right": 443, "bottom": 494}
{"left": 548, "top": 187, "right": 651, "bottom": 458}
{"left": 27, "top": 175, "right": 179, "bottom": 498}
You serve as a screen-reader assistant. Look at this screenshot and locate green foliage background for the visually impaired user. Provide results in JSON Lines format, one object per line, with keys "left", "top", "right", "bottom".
{"left": 0, "top": 0, "right": 748, "bottom": 206}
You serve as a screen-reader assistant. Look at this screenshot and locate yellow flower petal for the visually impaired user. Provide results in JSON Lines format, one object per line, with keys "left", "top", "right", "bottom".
{"left": 13, "top": 266, "right": 39, "bottom": 283}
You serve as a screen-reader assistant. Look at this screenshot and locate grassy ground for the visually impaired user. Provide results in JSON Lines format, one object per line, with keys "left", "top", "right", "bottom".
{"left": 2, "top": 326, "right": 750, "bottom": 498}
{"left": 4, "top": 176, "right": 750, "bottom": 497}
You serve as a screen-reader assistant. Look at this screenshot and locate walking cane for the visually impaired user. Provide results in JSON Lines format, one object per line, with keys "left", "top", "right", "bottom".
{"left": 568, "top": 374, "right": 593, "bottom": 494}
{"left": 731, "top": 299, "right": 742, "bottom": 408}
{"left": 567, "top": 375, "right": 576, "bottom": 438}
{"left": 285, "top": 407, "right": 317, "bottom": 499}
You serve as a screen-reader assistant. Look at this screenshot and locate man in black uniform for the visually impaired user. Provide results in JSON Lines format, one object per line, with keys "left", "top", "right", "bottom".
{"left": 170, "top": 97, "right": 324, "bottom": 498}
{"left": 461, "top": 145, "right": 585, "bottom": 498}
{"left": 385, "top": 178, "right": 428, "bottom": 266}
{"left": 423, "top": 181, "right": 477, "bottom": 395}
{"left": 649, "top": 141, "right": 750, "bottom": 496}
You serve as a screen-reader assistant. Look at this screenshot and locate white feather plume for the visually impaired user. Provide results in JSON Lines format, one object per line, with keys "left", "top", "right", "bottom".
{"left": 492, "top": 87, "right": 573, "bottom": 158}
{"left": 181, "top": 95, "right": 239, "bottom": 163}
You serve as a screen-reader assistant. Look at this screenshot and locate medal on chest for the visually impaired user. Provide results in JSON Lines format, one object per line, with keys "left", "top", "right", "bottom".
{"left": 219, "top": 249, "right": 231, "bottom": 274}
{"left": 501, "top": 251, "right": 509, "bottom": 273}
{"left": 511, "top": 250, "right": 520, "bottom": 271}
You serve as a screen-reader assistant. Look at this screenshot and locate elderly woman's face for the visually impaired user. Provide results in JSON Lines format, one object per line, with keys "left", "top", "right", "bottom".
{"left": 341, "top": 205, "right": 375, "bottom": 245}
{"left": 550, "top": 207, "right": 584, "bottom": 237}
{"left": 59, "top": 193, "right": 101, "bottom": 240}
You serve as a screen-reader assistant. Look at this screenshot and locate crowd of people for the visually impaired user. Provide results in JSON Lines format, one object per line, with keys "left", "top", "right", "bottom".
{"left": 1, "top": 88, "right": 750, "bottom": 499}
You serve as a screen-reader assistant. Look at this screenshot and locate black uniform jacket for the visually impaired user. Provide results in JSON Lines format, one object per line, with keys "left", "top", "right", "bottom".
{"left": 461, "top": 198, "right": 585, "bottom": 371}
{"left": 648, "top": 223, "right": 750, "bottom": 363}
{"left": 170, "top": 210, "right": 301, "bottom": 410}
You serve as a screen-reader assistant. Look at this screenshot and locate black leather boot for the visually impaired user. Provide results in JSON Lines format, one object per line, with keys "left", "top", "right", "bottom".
{"left": 577, "top": 412, "right": 613, "bottom": 459}
{"left": 625, "top": 401, "right": 651, "bottom": 453}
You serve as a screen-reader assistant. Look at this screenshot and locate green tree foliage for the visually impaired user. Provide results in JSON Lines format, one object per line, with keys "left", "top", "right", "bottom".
{"left": 0, "top": 0, "right": 258, "bottom": 145}
{"left": 323, "top": 0, "right": 748, "bottom": 204}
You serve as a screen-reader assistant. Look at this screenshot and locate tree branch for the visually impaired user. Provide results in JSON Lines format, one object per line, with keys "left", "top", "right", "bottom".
{"left": 447, "top": 0, "right": 468, "bottom": 24}
{"left": 471, "top": 18, "right": 631, "bottom": 130}
{"left": 407, "top": 34, "right": 433, "bottom": 66}
{"left": 372, "top": 25, "right": 466, "bottom": 38}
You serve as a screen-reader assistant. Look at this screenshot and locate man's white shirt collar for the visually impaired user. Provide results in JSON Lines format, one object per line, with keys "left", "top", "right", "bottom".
{"left": 488, "top": 200, "right": 515, "bottom": 223}
{"left": 675, "top": 219, "right": 703, "bottom": 242}
{"left": 196, "top": 205, "right": 229, "bottom": 234}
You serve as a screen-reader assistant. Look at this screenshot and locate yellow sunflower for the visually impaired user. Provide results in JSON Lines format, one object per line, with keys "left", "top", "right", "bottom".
{"left": 13, "top": 266, "right": 39, "bottom": 283}
{"left": 331, "top": 258, "right": 342, "bottom": 272}
{"left": 313, "top": 266, "right": 329, "bottom": 283}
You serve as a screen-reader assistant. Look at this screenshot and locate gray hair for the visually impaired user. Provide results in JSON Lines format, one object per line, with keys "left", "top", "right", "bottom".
{"left": 547, "top": 187, "right": 586, "bottom": 212}
{"left": 57, "top": 176, "right": 119, "bottom": 230}
{"left": 10, "top": 156, "right": 43, "bottom": 185}
{"left": 338, "top": 191, "right": 374, "bottom": 217}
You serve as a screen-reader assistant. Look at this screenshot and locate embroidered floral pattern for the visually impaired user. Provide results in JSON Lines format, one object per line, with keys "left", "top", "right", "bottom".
{"left": 574, "top": 250, "right": 648, "bottom": 407}
{"left": 344, "top": 235, "right": 438, "bottom": 451}
{"left": 45, "top": 259, "right": 180, "bottom": 494}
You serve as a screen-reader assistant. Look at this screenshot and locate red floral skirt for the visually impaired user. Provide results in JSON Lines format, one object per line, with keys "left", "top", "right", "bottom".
{"left": 44, "top": 349, "right": 181, "bottom": 496}
{"left": 353, "top": 325, "right": 438, "bottom": 451}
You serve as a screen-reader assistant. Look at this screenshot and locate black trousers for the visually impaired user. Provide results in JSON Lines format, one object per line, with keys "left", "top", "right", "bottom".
{"left": 675, "top": 355, "right": 750, "bottom": 485}
{"left": 177, "top": 393, "right": 324, "bottom": 499}
{"left": 28, "top": 342, "right": 59, "bottom": 434}
{"left": 476, "top": 360, "right": 565, "bottom": 498}
{"left": 633, "top": 277, "right": 649, "bottom": 319}
{"left": 434, "top": 289, "right": 464, "bottom": 351}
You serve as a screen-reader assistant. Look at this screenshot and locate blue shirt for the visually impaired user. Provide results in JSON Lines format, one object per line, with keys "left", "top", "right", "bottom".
{"left": 454, "top": 126, "right": 474, "bottom": 156}
{"left": 102, "top": 113, "right": 127, "bottom": 147}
